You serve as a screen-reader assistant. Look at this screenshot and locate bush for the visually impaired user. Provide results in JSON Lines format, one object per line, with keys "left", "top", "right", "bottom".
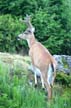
{"left": 0, "top": 59, "right": 71, "bottom": 108}
{"left": 55, "top": 73, "right": 71, "bottom": 87}
{"left": 0, "top": 61, "right": 46, "bottom": 108}
{"left": 32, "top": 8, "right": 71, "bottom": 55}
{"left": 0, "top": 14, "right": 28, "bottom": 53}
{"left": 0, "top": 0, "right": 71, "bottom": 55}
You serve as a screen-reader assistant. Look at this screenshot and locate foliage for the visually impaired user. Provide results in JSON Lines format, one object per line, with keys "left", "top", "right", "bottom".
{"left": 41, "top": 0, "right": 71, "bottom": 54}
{"left": 0, "top": 0, "right": 48, "bottom": 16}
{"left": 0, "top": 0, "right": 71, "bottom": 54}
{"left": 0, "top": 60, "right": 71, "bottom": 108}
{"left": 55, "top": 73, "right": 71, "bottom": 87}
{"left": 0, "top": 61, "right": 46, "bottom": 108}
{"left": 0, "top": 14, "right": 28, "bottom": 53}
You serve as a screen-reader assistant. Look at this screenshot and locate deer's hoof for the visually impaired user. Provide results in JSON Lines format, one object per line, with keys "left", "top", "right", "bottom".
{"left": 42, "top": 87, "right": 45, "bottom": 91}
{"left": 34, "top": 84, "right": 37, "bottom": 88}
{"left": 45, "top": 92, "right": 48, "bottom": 96}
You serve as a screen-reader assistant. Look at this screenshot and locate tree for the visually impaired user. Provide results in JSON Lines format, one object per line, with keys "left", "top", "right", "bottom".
{"left": 0, "top": 0, "right": 71, "bottom": 55}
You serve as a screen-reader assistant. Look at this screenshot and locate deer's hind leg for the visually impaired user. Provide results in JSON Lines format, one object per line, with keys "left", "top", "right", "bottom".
{"left": 41, "top": 69, "right": 52, "bottom": 100}
{"left": 40, "top": 74, "right": 45, "bottom": 89}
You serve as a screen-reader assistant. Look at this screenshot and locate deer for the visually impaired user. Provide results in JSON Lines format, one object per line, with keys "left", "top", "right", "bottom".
{"left": 18, "top": 15, "right": 57, "bottom": 100}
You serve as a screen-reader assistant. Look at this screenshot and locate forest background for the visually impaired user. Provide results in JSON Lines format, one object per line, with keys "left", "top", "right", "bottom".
{"left": 0, "top": 0, "right": 71, "bottom": 55}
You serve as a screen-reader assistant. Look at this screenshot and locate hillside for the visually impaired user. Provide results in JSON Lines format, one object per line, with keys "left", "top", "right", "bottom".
{"left": 0, "top": 52, "right": 71, "bottom": 108}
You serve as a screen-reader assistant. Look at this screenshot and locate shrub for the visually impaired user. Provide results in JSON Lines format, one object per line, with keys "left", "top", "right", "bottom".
{"left": 55, "top": 73, "right": 71, "bottom": 87}
{"left": 0, "top": 61, "right": 46, "bottom": 108}
{"left": 0, "top": 14, "right": 27, "bottom": 53}
{"left": 0, "top": 60, "right": 71, "bottom": 108}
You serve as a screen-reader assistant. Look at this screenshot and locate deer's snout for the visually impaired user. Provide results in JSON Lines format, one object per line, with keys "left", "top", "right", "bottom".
{"left": 17, "top": 33, "right": 24, "bottom": 40}
{"left": 17, "top": 35, "right": 21, "bottom": 40}
{"left": 17, "top": 37, "right": 20, "bottom": 40}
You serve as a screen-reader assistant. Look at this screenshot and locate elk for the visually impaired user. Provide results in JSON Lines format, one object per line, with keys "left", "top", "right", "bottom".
{"left": 18, "top": 15, "right": 57, "bottom": 100}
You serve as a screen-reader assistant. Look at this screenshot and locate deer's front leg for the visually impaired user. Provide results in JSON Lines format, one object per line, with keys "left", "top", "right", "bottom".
{"left": 28, "top": 64, "right": 45, "bottom": 88}
{"left": 41, "top": 68, "right": 52, "bottom": 100}
{"left": 40, "top": 74, "right": 45, "bottom": 89}
{"left": 33, "top": 66, "right": 45, "bottom": 88}
{"left": 28, "top": 64, "right": 38, "bottom": 86}
{"left": 34, "top": 73, "right": 38, "bottom": 87}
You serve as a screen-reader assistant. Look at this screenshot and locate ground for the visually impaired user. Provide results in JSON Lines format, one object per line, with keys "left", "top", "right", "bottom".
{"left": 0, "top": 52, "right": 71, "bottom": 108}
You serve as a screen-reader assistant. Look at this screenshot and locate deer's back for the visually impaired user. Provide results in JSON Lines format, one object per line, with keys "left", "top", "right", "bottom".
{"left": 29, "top": 42, "right": 54, "bottom": 69}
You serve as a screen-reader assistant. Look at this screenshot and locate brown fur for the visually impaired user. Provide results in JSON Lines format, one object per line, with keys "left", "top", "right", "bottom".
{"left": 18, "top": 16, "right": 57, "bottom": 100}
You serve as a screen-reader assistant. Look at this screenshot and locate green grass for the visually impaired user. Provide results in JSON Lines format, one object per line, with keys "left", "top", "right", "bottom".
{"left": 62, "top": 57, "right": 69, "bottom": 69}
{"left": 0, "top": 60, "right": 71, "bottom": 108}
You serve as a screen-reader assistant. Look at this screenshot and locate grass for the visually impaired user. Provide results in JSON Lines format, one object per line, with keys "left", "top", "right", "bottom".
{"left": 62, "top": 57, "right": 69, "bottom": 69}
{"left": 0, "top": 60, "right": 71, "bottom": 108}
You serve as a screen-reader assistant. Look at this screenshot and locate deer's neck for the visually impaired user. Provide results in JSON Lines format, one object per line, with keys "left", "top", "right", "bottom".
{"left": 27, "top": 35, "right": 36, "bottom": 48}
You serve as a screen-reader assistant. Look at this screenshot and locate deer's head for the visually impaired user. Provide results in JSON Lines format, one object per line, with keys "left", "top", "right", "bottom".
{"left": 18, "top": 15, "right": 35, "bottom": 40}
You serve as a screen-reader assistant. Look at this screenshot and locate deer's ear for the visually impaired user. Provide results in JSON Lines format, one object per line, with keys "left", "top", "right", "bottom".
{"left": 24, "top": 15, "right": 31, "bottom": 23}
{"left": 27, "top": 27, "right": 35, "bottom": 33}
{"left": 19, "top": 18, "right": 24, "bottom": 23}
{"left": 31, "top": 27, "right": 35, "bottom": 33}
{"left": 25, "top": 14, "right": 31, "bottom": 20}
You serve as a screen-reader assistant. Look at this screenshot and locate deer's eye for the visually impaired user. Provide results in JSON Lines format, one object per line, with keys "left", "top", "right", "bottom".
{"left": 27, "top": 30, "right": 32, "bottom": 33}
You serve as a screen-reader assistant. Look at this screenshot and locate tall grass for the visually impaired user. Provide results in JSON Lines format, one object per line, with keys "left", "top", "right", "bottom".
{"left": 0, "top": 61, "right": 71, "bottom": 108}
{"left": 0, "top": 61, "right": 46, "bottom": 108}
